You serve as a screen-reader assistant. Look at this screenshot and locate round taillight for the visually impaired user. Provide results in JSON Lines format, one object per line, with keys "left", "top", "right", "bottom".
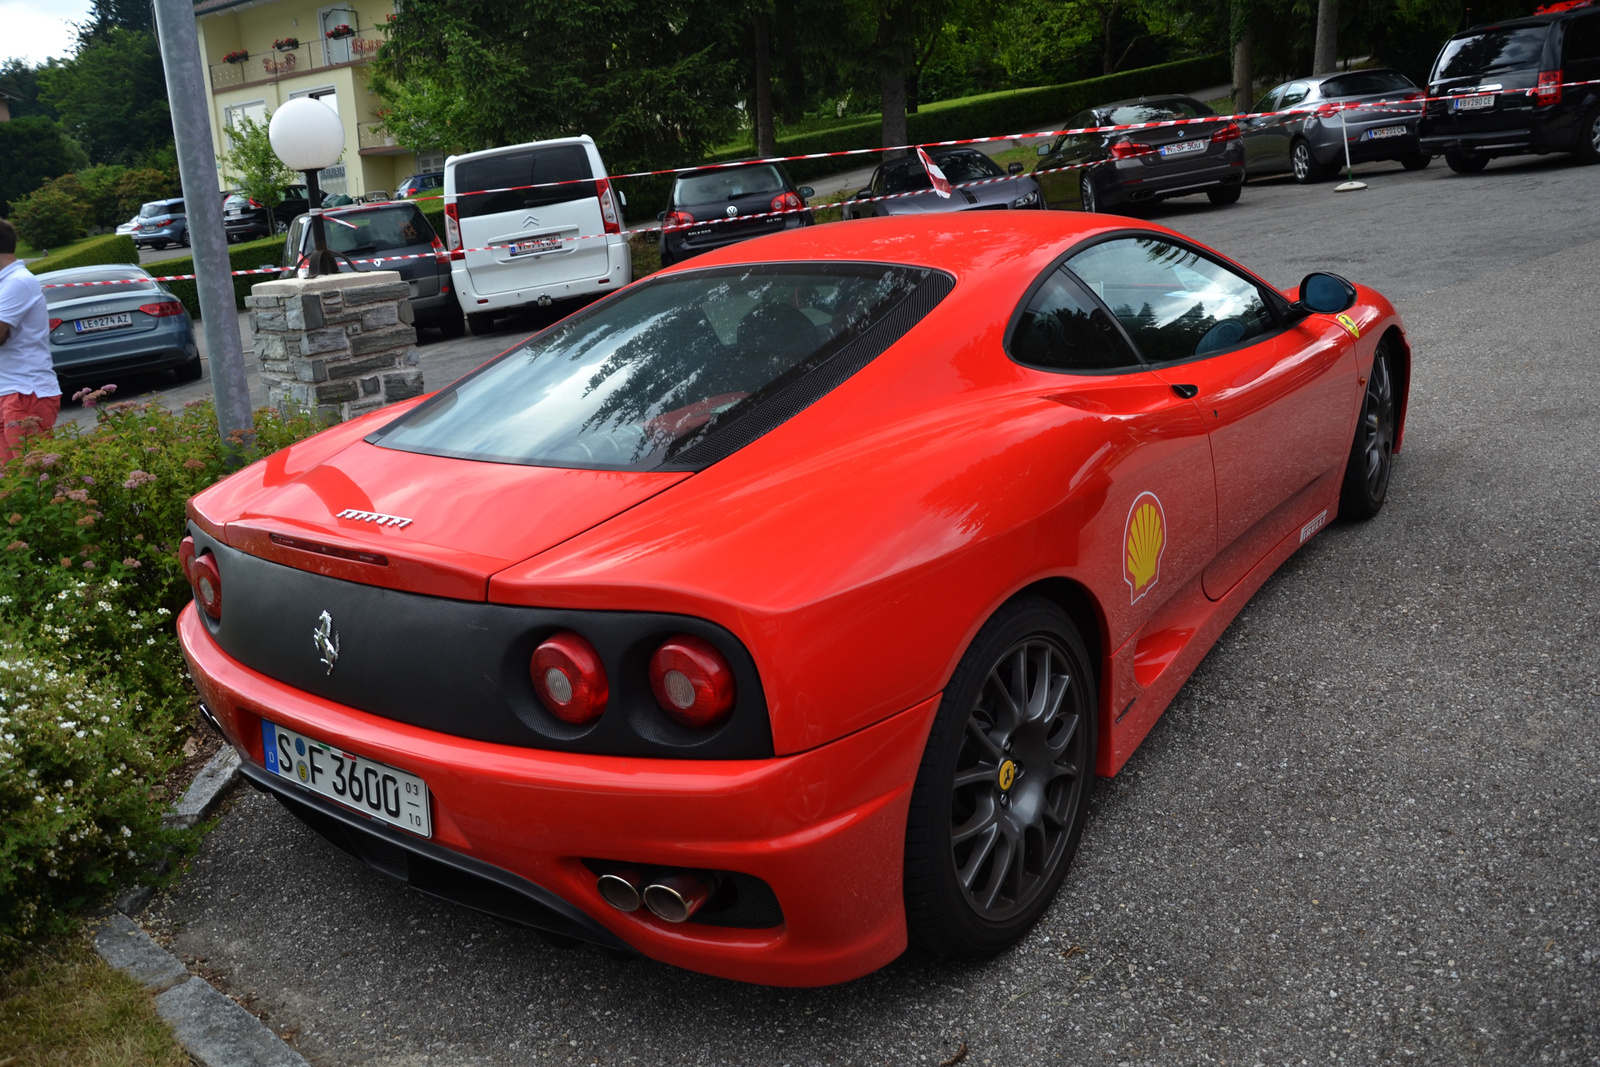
{"left": 531, "top": 631, "right": 608, "bottom": 725}
{"left": 178, "top": 536, "right": 196, "bottom": 581}
{"left": 648, "top": 635, "right": 735, "bottom": 729}
{"left": 191, "top": 552, "right": 222, "bottom": 619}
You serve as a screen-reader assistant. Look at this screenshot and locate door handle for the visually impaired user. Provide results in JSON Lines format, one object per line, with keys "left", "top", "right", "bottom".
{"left": 1170, "top": 383, "right": 1199, "bottom": 399}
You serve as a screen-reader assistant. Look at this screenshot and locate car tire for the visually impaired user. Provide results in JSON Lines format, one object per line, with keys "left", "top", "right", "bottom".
{"left": 1444, "top": 151, "right": 1489, "bottom": 174}
{"left": 436, "top": 306, "right": 466, "bottom": 339}
{"left": 1338, "top": 339, "right": 1397, "bottom": 521}
{"left": 274, "top": 219, "right": 289, "bottom": 235}
{"left": 174, "top": 357, "right": 204, "bottom": 382}
{"left": 1401, "top": 153, "right": 1432, "bottom": 171}
{"left": 466, "top": 311, "right": 496, "bottom": 336}
{"left": 1573, "top": 105, "right": 1600, "bottom": 164}
{"left": 903, "top": 595, "right": 1097, "bottom": 957}
{"left": 1079, "top": 173, "right": 1099, "bottom": 213}
{"left": 1207, "top": 183, "right": 1242, "bottom": 206}
{"left": 1291, "top": 140, "right": 1327, "bottom": 183}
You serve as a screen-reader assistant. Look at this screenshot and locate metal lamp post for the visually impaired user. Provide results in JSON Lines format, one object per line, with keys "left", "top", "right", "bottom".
{"left": 268, "top": 98, "right": 346, "bottom": 277}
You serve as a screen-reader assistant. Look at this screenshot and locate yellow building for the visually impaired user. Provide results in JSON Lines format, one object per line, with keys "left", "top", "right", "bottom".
{"left": 194, "top": 0, "right": 440, "bottom": 199}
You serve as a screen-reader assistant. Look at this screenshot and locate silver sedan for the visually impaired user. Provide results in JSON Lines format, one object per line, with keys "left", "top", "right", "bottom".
{"left": 40, "top": 265, "right": 201, "bottom": 391}
{"left": 843, "top": 148, "right": 1044, "bottom": 218}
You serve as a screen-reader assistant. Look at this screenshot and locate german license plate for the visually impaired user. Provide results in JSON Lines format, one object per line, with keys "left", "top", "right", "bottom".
{"left": 226, "top": 209, "right": 243, "bottom": 217}
{"left": 262, "top": 719, "right": 432, "bottom": 837}
{"left": 1453, "top": 94, "right": 1495, "bottom": 111}
{"left": 75, "top": 313, "right": 132, "bottom": 333}
{"left": 1364, "top": 125, "right": 1408, "bottom": 139}
{"left": 1159, "top": 139, "right": 1207, "bottom": 157}
{"left": 509, "top": 235, "right": 562, "bottom": 257}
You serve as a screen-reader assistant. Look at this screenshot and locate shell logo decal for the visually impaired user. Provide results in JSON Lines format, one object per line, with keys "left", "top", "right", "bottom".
{"left": 1123, "top": 491, "right": 1167, "bottom": 605}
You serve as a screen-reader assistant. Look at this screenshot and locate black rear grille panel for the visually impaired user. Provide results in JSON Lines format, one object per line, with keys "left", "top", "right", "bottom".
{"left": 190, "top": 527, "right": 773, "bottom": 759}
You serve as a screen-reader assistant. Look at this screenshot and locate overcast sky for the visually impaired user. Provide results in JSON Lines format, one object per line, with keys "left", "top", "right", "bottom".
{"left": 1, "top": 0, "right": 94, "bottom": 66}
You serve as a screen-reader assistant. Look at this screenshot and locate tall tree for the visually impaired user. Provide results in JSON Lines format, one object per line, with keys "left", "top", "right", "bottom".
{"left": 1313, "top": 0, "right": 1338, "bottom": 73}
{"left": 752, "top": 5, "right": 777, "bottom": 156}
{"left": 0, "top": 117, "right": 83, "bottom": 215}
{"left": 39, "top": 28, "right": 172, "bottom": 165}
{"left": 75, "top": 0, "right": 155, "bottom": 43}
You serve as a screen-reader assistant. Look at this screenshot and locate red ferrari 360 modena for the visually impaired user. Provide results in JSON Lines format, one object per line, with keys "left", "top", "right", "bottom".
{"left": 178, "top": 211, "right": 1408, "bottom": 987}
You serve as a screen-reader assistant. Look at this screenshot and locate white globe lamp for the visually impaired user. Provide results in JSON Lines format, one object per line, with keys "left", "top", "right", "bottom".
{"left": 268, "top": 97, "right": 347, "bottom": 276}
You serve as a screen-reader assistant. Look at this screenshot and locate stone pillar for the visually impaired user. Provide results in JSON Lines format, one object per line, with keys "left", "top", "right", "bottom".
{"left": 245, "top": 271, "right": 424, "bottom": 423}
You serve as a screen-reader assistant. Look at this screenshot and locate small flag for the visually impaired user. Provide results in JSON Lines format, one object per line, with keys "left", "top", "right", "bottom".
{"left": 917, "top": 147, "right": 953, "bottom": 198}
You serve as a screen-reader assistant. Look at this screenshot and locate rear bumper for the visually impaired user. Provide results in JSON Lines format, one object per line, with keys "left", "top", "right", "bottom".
{"left": 1419, "top": 129, "right": 1539, "bottom": 155}
{"left": 178, "top": 603, "right": 937, "bottom": 986}
{"left": 51, "top": 323, "right": 196, "bottom": 381}
{"left": 134, "top": 225, "right": 185, "bottom": 246}
{"left": 1102, "top": 157, "right": 1245, "bottom": 204}
{"left": 451, "top": 238, "right": 632, "bottom": 316}
{"left": 1309, "top": 129, "right": 1422, "bottom": 165}
{"left": 661, "top": 214, "right": 812, "bottom": 261}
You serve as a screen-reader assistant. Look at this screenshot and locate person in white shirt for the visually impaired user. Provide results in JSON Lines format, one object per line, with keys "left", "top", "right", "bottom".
{"left": 0, "top": 218, "right": 62, "bottom": 462}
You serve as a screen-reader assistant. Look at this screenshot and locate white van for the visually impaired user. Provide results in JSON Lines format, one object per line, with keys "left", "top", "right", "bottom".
{"left": 443, "top": 136, "right": 632, "bottom": 335}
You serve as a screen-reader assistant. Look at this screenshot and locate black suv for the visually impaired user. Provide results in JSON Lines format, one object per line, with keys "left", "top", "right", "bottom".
{"left": 224, "top": 185, "right": 329, "bottom": 242}
{"left": 1421, "top": 4, "right": 1600, "bottom": 172}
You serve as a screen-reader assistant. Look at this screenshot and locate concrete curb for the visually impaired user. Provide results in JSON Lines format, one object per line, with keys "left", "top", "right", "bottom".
{"left": 92, "top": 749, "right": 304, "bottom": 1067}
{"left": 93, "top": 914, "right": 309, "bottom": 1067}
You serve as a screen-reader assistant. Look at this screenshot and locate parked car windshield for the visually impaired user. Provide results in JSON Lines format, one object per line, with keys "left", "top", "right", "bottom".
{"left": 41, "top": 268, "right": 157, "bottom": 302}
{"left": 882, "top": 150, "right": 1004, "bottom": 193}
{"left": 1434, "top": 26, "right": 1549, "bottom": 78}
{"left": 454, "top": 144, "right": 596, "bottom": 219}
{"left": 675, "top": 165, "right": 787, "bottom": 205}
{"left": 1321, "top": 70, "right": 1415, "bottom": 96}
{"left": 373, "top": 264, "right": 930, "bottom": 470}
{"left": 1104, "top": 99, "right": 1209, "bottom": 125}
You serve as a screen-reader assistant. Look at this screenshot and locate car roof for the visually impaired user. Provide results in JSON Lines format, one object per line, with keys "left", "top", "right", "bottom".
{"left": 447, "top": 135, "right": 597, "bottom": 166}
{"left": 37, "top": 264, "right": 154, "bottom": 281}
{"left": 1303, "top": 67, "right": 1410, "bottom": 85}
{"left": 1095, "top": 94, "right": 1202, "bottom": 111}
{"left": 1458, "top": 12, "right": 1566, "bottom": 33}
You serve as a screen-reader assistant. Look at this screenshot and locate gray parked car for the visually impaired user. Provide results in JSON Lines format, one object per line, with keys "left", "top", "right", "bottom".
{"left": 842, "top": 148, "right": 1043, "bottom": 219}
{"left": 133, "top": 198, "right": 189, "bottom": 250}
{"left": 282, "top": 201, "right": 464, "bottom": 338}
{"left": 42, "top": 265, "right": 201, "bottom": 389}
{"left": 1242, "top": 69, "right": 1430, "bottom": 183}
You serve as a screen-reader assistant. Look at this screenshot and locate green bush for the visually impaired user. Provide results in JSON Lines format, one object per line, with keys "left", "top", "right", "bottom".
{"left": 0, "top": 641, "right": 184, "bottom": 960}
{"left": 144, "top": 236, "right": 283, "bottom": 320}
{"left": 26, "top": 235, "right": 138, "bottom": 275}
{"left": 75, "top": 165, "right": 132, "bottom": 229}
{"left": 9, "top": 185, "right": 86, "bottom": 251}
{"left": 111, "top": 168, "right": 179, "bottom": 222}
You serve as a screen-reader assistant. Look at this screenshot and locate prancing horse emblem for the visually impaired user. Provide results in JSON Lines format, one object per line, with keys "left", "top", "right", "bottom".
{"left": 313, "top": 611, "right": 340, "bottom": 675}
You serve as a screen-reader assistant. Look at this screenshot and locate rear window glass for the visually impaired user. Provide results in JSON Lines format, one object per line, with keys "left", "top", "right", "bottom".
{"left": 1434, "top": 26, "right": 1549, "bottom": 78}
{"left": 675, "top": 165, "right": 787, "bottom": 205}
{"left": 1321, "top": 70, "right": 1415, "bottom": 96}
{"left": 454, "top": 145, "right": 596, "bottom": 219}
{"left": 316, "top": 206, "right": 434, "bottom": 256}
{"left": 372, "top": 264, "right": 930, "bottom": 470}
{"left": 1104, "top": 100, "right": 1208, "bottom": 124}
{"left": 881, "top": 150, "right": 1003, "bottom": 193}
{"left": 139, "top": 201, "right": 181, "bottom": 218}
{"left": 43, "top": 269, "right": 155, "bottom": 302}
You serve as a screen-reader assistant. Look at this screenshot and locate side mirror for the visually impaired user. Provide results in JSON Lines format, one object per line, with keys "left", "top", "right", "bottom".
{"left": 1036, "top": 143, "right": 1051, "bottom": 157}
{"left": 1292, "top": 272, "right": 1357, "bottom": 315}
{"left": 1008, "top": 162, "right": 1024, "bottom": 175}
{"left": 656, "top": 210, "right": 667, "bottom": 221}
{"left": 797, "top": 186, "right": 814, "bottom": 198}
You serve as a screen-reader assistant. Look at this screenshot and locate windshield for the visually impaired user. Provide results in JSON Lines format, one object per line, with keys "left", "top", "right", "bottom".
{"left": 1434, "top": 26, "right": 1549, "bottom": 78}
{"left": 1105, "top": 100, "right": 1208, "bottom": 125}
{"left": 372, "top": 264, "right": 930, "bottom": 470}
{"left": 882, "top": 150, "right": 1004, "bottom": 193}
{"left": 1321, "top": 70, "right": 1415, "bottom": 96}
{"left": 317, "top": 205, "right": 434, "bottom": 255}
{"left": 43, "top": 269, "right": 155, "bottom": 302}
{"left": 675, "top": 165, "right": 787, "bottom": 205}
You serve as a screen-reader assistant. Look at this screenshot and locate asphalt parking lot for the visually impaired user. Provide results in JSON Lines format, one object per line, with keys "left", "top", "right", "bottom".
{"left": 143, "top": 153, "right": 1600, "bottom": 1066}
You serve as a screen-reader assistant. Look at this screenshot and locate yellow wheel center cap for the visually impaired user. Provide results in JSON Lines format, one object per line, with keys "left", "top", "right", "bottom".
{"left": 997, "top": 759, "right": 1017, "bottom": 791}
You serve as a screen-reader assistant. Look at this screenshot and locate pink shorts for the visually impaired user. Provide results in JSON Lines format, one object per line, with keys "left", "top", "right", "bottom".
{"left": 1, "top": 392, "right": 61, "bottom": 463}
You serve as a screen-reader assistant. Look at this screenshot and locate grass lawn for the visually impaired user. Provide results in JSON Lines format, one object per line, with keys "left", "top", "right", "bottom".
{"left": 17, "top": 234, "right": 105, "bottom": 264}
{"left": 0, "top": 935, "right": 187, "bottom": 1066}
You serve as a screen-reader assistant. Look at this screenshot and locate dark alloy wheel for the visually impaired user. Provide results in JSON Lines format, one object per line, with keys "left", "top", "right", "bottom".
{"left": 1339, "top": 341, "right": 1397, "bottom": 520}
{"left": 1079, "top": 173, "right": 1099, "bottom": 213}
{"left": 1445, "top": 151, "right": 1488, "bottom": 174}
{"left": 904, "top": 597, "right": 1096, "bottom": 956}
{"left": 1574, "top": 106, "right": 1600, "bottom": 164}
{"left": 1291, "top": 141, "right": 1325, "bottom": 183}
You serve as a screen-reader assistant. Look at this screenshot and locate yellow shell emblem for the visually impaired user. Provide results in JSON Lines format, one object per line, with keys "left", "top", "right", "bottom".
{"left": 997, "top": 760, "right": 1017, "bottom": 790}
{"left": 1336, "top": 312, "right": 1360, "bottom": 339}
{"left": 1123, "top": 492, "right": 1167, "bottom": 605}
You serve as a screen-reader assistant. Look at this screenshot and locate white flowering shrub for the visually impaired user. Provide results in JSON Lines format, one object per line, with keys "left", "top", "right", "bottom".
{"left": 0, "top": 646, "right": 180, "bottom": 961}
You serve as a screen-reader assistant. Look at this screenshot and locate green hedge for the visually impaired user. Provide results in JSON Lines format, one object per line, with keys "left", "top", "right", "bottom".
{"left": 620, "top": 53, "right": 1231, "bottom": 216}
{"left": 25, "top": 235, "right": 138, "bottom": 276}
{"left": 143, "top": 236, "right": 283, "bottom": 320}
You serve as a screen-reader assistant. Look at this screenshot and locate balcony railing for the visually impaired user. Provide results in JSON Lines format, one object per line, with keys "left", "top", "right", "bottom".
{"left": 358, "top": 121, "right": 400, "bottom": 152}
{"left": 208, "top": 38, "right": 384, "bottom": 92}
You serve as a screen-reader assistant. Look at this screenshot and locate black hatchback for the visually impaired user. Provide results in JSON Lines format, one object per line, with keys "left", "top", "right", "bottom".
{"left": 1032, "top": 95, "right": 1245, "bottom": 212}
{"left": 1421, "top": 5, "right": 1600, "bottom": 172}
{"left": 657, "top": 162, "right": 814, "bottom": 266}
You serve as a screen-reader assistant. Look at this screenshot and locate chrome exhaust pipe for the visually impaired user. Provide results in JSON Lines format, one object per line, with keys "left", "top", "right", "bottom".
{"left": 642, "top": 873, "right": 711, "bottom": 923}
{"left": 596, "top": 867, "right": 643, "bottom": 912}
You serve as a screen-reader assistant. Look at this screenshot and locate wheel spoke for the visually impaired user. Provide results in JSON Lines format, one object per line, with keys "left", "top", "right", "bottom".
{"left": 1044, "top": 708, "right": 1080, "bottom": 756}
{"left": 979, "top": 829, "right": 1018, "bottom": 910}
{"left": 957, "top": 823, "right": 999, "bottom": 889}
{"left": 965, "top": 719, "right": 1003, "bottom": 762}
{"left": 985, "top": 668, "right": 1021, "bottom": 730}
{"left": 954, "top": 762, "right": 998, "bottom": 789}
{"left": 952, "top": 796, "right": 998, "bottom": 846}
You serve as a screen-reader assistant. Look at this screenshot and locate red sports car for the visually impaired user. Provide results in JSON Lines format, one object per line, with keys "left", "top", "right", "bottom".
{"left": 178, "top": 211, "right": 1409, "bottom": 987}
